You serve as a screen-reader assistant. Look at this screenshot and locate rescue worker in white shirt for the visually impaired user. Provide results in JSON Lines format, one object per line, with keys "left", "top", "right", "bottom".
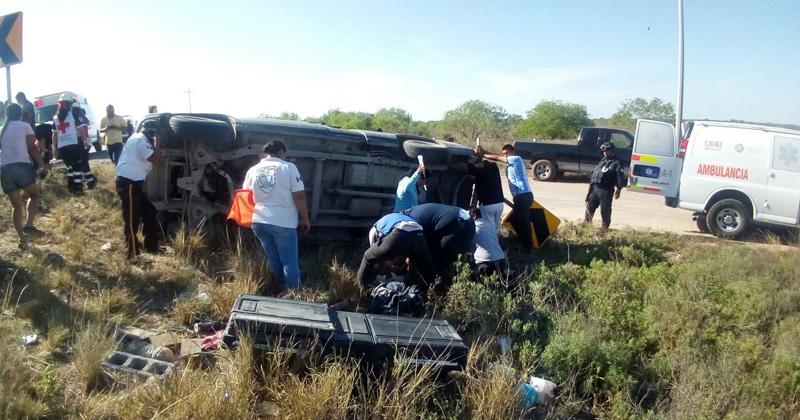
{"left": 242, "top": 140, "right": 310, "bottom": 291}
{"left": 115, "top": 120, "right": 160, "bottom": 259}
{"left": 52, "top": 93, "right": 96, "bottom": 193}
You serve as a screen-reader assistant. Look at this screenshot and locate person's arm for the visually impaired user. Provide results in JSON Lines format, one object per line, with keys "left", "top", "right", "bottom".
{"left": 146, "top": 136, "right": 160, "bottom": 164}
{"left": 474, "top": 145, "right": 507, "bottom": 163}
{"left": 614, "top": 161, "right": 626, "bottom": 199}
{"left": 26, "top": 134, "right": 47, "bottom": 175}
{"left": 292, "top": 191, "right": 311, "bottom": 233}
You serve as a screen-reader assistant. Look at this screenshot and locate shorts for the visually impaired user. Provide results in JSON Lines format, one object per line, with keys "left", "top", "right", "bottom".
{"left": 1, "top": 162, "right": 36, "bottom": 194}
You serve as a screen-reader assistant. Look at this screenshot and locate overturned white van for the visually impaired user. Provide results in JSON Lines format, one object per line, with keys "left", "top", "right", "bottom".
{"left": 629, "top": 119, "right": 800, "bottom": 239}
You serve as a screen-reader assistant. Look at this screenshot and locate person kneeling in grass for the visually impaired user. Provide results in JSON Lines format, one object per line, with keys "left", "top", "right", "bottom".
{"left": 0, "top": 103, "right": 48, "bottom": 247}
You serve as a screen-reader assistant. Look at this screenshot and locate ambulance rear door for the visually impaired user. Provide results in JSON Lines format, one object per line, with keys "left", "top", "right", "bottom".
{"left": 628, "top": 119, "right": 682, "bottom": 199}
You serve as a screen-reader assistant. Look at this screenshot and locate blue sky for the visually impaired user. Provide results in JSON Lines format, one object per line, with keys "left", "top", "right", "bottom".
{"left": 2, "top": 0, "right": 798, "bottom": 125}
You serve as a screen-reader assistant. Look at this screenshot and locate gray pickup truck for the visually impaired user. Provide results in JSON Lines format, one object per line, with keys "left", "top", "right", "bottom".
{"left": 513, "top": 127, "right": 633, "bottom": 181}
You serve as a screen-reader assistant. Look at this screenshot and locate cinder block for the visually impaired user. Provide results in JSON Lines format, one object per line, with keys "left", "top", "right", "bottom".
{"left": 102, "top": 351, "right": 175, "bottom": 380}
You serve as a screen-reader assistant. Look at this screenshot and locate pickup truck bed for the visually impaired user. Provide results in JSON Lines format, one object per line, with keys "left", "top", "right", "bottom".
{"left": 514, "top": 127, "right": 633, "bottom": 181}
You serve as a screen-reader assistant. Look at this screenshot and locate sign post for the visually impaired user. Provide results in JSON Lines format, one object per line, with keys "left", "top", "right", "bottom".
{"left": 0, "top": 11, "right": 23, "bottom": 102}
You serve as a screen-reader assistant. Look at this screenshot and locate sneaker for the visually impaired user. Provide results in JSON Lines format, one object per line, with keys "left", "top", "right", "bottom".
{"left": 17, "top": 237, "right": 28, "bottom": 249}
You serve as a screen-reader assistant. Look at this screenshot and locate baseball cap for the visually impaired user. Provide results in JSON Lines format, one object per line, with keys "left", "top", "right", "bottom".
{"left": 600, "top": 142, "right": 615, "bottom": 151}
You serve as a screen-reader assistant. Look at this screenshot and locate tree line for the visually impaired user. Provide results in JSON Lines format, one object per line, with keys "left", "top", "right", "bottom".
{"left": 261, "top": 97, "right": 675, "bottom": 147}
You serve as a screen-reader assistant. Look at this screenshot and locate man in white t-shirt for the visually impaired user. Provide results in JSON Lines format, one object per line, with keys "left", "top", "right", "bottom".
{"left": 242, "top": 140, "right": 310, "bottom": 290}
{"left": 115, "top": 120, "right": 160, "bottom": 259}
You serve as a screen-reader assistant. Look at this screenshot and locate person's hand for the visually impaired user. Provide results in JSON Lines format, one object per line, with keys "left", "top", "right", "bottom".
{"left": 614, "top": 190, "right": 621, "bottom": 200}
{"left": 417, "top": 164, "right": 425, "bottom": 174}
{"left": 300, "top": 217, "right": 311, "bottom": 234}
{"left": 474, "top": 145, "right": 484, "bottom": 156}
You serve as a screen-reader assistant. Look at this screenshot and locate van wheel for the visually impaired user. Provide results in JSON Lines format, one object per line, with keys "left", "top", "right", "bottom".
{"left": 693, "top": 212, "right": 710, "bottom": 233}
{"left": 706, "top": 199, "right": 750, "bottom": 239}
{"left": 402, "top": 140, "right": 449, "bottom": 165}
{"left": 532, "top": 159, "right": 556, "bottom": 181}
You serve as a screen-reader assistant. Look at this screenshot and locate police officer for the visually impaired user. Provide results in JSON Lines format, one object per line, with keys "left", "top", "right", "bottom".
{"left": 585, "top": 142, "right": 627, "bottom": 229}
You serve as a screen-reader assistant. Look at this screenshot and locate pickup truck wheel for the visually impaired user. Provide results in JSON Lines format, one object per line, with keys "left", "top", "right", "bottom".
{"left": 532, "top": 159, "right": 556, "bottom": 181}
{"left": 402, "top": 140, "right": 449, "bottom": 165}
{"left": 706, "top": 199, "right": 750, "bottom": 239}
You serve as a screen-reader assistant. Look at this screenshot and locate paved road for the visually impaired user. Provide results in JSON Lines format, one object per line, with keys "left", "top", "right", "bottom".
{"left": 500, "top": 174, "right": 700, "bottom": 235}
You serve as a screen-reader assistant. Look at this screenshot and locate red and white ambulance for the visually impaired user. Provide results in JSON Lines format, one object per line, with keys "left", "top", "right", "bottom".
{"left": 629, "top": 120, "right": 800, "bottom": 239}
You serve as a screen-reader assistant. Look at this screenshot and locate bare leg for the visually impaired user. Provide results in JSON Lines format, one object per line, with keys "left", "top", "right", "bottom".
{"left": 7, "top": 191, "right": 26, "bottom": 238}
{"left": 23, "top": 184, "right": 39, "bottom": 227}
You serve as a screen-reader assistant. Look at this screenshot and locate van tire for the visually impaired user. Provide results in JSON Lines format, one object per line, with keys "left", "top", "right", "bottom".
{"left": 532, "top": 159, "right": 556, "bottom": 181}
{"left": 402, "top": 140, "right": 449, "bottom": 165}
{"left": 706, "top": 199, "right": 750, "bottom": 239}
{"left": 694, "top": 213, "right": 710, "bottom": 233}
{"left": 169, "top": 115, "right": 235, "bottom": 151}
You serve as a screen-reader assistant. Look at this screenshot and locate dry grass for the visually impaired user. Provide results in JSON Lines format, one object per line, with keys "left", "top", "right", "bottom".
{"left": 172, "top": 222, "right": 210, "bottom": 266}
{"left": 456, "top": 341, "right": 528, "bottom": 419}
{"left": 71, "top": 323, "right": 119, "bottom": 393}
{"left": 80, "top": 339, "right": 257, "bottom": 419}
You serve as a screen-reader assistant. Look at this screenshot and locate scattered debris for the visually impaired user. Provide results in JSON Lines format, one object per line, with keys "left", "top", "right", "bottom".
{"left": 180, "top": 339, "right": 204, "bottom": 357}
{"left": 193, "top": 321, "right": 225, "bottom": 334}
{"left": 122, "top": 338, "right": 177, "bottom": 363}
{"left": 100, "top": 242, "right": 112, "bottom": 252}
{"left": 20, "top": 333, "right": 38, "bottom": 347}
{"left": 102, "top": 351, "right": 175, "bottom": 380}
{"left": 521, "top": 376, "right": 556, "bottom": 407}
{"left": 497, "top": 336, "right": 512, "bottom": 356}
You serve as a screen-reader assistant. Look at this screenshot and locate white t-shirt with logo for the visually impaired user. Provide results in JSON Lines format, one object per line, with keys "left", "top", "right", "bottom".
{"left": 53, "top": 113, "right": 81, "bottom": 148}
{"left": 115, "top": 133, "right": 154, "bottom": 181}
{"left": 0, "top": 121, "right": 35, "bottom": 167}
{"left": 242, "top": 157, "right": 305, "bottom": 228}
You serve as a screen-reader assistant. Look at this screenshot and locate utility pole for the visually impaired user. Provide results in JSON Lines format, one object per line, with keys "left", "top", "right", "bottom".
{"left": 184, "top": 88, "right": 194, "bottom": 113}
{"left": 675, "top": 0, "right": 685, "bottom": 142}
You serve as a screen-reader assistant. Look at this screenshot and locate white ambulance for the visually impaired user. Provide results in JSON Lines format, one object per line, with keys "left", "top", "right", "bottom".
{"left": 629, "top": 119, "right": 800, "bottom": 239}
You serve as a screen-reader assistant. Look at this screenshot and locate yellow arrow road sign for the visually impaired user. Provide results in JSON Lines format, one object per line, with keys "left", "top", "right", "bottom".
{"left": 0, "top": 12, "right": 23, "bottom": 67}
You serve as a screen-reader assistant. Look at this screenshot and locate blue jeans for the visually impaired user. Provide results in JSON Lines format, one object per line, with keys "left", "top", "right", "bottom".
{"left": 252, "top": 222, "right": 300, "bottom": 290}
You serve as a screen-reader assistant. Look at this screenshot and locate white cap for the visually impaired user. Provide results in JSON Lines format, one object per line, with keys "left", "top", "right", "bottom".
{"left": 58, "top": 92, "right": 75, "bottom": 102}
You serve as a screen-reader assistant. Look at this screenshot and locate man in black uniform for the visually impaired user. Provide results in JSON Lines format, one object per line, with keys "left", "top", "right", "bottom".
{"left": 584, "top": 142, "right": 627, "bottom": 229}
{"left": 403, "top": 203, "right": 475, "bottom": 292}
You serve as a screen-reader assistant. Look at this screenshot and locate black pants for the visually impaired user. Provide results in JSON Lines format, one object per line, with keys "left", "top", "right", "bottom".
{"left": 116, "top": 177, "right": 159, "bottom": 258}
{"left": 511, "top": 192, "right": 534, "bottom": 250}
{"left": 585, "top": 185, "right": 613, "bottom": 229}
{"left": 431, "top": 218, "right": 476, "bottom": 277}
{"left": 59, "top": 144, "right": 96, "bottom": 192}
{"left": 357, "top": 229, "right": 435, "bottom": 289}
{"left": 107, "top": 143, "right": 123, "bottom": 165}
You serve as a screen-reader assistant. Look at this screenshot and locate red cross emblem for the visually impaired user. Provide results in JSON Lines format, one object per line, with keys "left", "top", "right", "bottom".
{"left": 57, "top": 120, "right": 71, "bottom": 134}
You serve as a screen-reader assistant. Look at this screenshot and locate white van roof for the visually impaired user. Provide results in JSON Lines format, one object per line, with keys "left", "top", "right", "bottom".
{"left": 691, "top": 120, "right": 800, "bottom": 136}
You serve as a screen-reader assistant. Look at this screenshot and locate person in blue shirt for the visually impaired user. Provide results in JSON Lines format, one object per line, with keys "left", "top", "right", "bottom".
{"left": 393, "top": 164, "right": 427, "bottom": 212}
{"left": 475, "top": 144, "right": 534, "bottom": 251}
{"left": 356, "top": 212, "right": 436, "bottom": 289}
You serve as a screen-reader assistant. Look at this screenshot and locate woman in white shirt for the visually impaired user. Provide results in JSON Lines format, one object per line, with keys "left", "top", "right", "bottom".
{"left": 0, "top": 103, "right": 48, "bottom": 247}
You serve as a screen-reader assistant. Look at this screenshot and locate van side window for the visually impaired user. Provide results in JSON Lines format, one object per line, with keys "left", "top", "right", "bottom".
{"left": 772, "top": 136, "right": 800, "bottom": 173}
{"left": 609, "top": 133, "right": 632, "bottom": 150}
